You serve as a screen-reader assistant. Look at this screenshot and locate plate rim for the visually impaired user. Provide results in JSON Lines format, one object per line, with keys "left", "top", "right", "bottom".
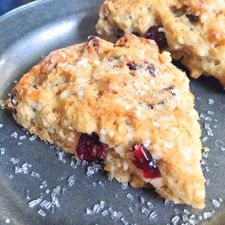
{"left": 0, "top": 0, "right": 51, "bottom": 23}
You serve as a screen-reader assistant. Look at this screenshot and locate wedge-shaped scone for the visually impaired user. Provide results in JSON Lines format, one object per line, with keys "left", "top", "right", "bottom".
{"left": 6, "top": 35, "right": 205, "bottom": 208}
{"left": 96, "top": 0, "right": 225, "bottom": 86}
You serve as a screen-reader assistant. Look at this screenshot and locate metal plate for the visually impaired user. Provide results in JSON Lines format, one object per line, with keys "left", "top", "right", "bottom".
{"left": 0, "top": 0, "right": 224, "bottom": 224}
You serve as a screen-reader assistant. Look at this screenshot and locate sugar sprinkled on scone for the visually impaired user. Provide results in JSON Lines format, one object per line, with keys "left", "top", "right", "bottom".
{"left": 96, "top": 0, "right": 225, "bottom": 87}
{"left": 6, "top": 34, "right": 205, "bottom": 208}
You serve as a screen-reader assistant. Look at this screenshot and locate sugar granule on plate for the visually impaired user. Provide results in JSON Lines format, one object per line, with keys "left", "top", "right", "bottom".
{"left": 11, "top": 132, "right": 18, "bottom": 139}
{"left": 120, "top": 217, "right": 129, "bottom": 225}
{"left": 5, "top": 218, "right": 10, "bottom": 224}
{"left": 126, "top": 193, "right": 134, "bottom": 201}
{"left": 68, "top": 175, "right": 76, "bottom": 187}
{"left": 128, "top": 207, "right": 134, "bottom": 213}
{"left": 171, "top": 215, "right": 180, "bottom": 225}
{"left": 93, "top": 204, "right": 102, "bottom": 214}
{"left": 29, "top": 135, "right": 37, "bottom": 141}
{"left": 29, "top": 198, "right": 42, "bottom": 208}
{"left": 44, "top": 202, "right": 52, "bottom": 210}
{"left": 19, "top": 135, "right": 26, "bottom": 140}
{"left": 0, "top": 147, "right": 5, "bottom": 155}
{"left": 203, "top": 212, "right": 213, "bottom": 220}
{"left": 26, "top": 190, "right": 31, "bottom": 200}
{"left": 204, "top": 116, "right": 212, "bottom": 122}
{"left": 51, "top": 193, "right": 60, "bottom": 208}
{"left": 173, "top": 208, "right": 179, "bottom": 214}
{"left": 110, "top": 210, "right": 122, "bottom": 221}
{"left": 121, "top": 183, "right": 128, "bottom": 190}
{"left": 208, "top": 99, "right": 214, "bottom": 105}
{"left": 86, "top": 166, "right": 95, "bottom": 176}
{"left": 57, "top": 151, "right": 66, "bottom": 163}
{"left": 98, "top": 181, "right": 105, "bottom": 188}
{"left": 182, "top": 214, "right": 188, "bottom": 223}
{"left": 207, "top": 111, "right": 215, "bottom": 115}
{"left": 76, "top": 158, "right": 81, "bottom": 166}
{"left": 40, "top": 200, "right": 48, "bottom": 208}
{"left": 70, "top": 160, "right": 77, "bottom": 169}
{"left": 31, "top": 171, "right": 40, "bottom": 179}
{"left": 202, "top": 136, "right": 208, "bottom": 143}
{"left": 198, "top": 215, "right": 203, "bottom": 221}
{"left": 42, "top": 180, "right": 48, "bottom": 188}
{"left": 53, "top": 185, "right": 61, "bottom": 195}
{"left": 38, "top": 209, "right": 46, "bottom": 217}
{"left": 102, "top": 209, "right": 109, "bottom": 216}
{"left": 149, "top": 211, "right": 157, "bottom": 219}
{"left": 140, "top": 196, "right": 145, "bottom": 204}
{"left": 212, "top": 199, "right": 220, "bottom": 208}
{"left": 15, "top": 162, "right": 31, "bottom": 174}
{"left": 214, "top": 139, "right": 225, "bottom": 151}
{"left": 147, "top": 201, "right": 153, "bottom": 209}
{"left": 141, "top": 207, "right": 150, "bottom": 216}
{"left": 86, "top": 208, "right": 93, "bottom": 215}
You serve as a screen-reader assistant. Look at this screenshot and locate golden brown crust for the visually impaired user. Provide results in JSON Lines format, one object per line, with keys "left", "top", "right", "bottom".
{"left": 6, "top": 35, "right": 205, "bottom": 208}
{"left": 96, "top": 0, "right": 225, "bottom": 87}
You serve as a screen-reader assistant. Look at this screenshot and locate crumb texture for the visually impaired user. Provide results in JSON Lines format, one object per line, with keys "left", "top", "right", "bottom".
{"left": 96, "top": 0, "right": 225, "bottom": 86}
{"left": 6, "top": 34, "right": 205, "bottom": 208}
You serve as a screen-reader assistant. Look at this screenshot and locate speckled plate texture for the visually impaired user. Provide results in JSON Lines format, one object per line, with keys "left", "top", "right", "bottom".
{"left": 0, "top": 0, "right": 225, "bottom": 224}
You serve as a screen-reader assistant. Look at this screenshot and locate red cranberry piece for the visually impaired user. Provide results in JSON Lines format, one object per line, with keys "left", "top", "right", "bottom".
{"left": 76, "top": 133, "right": 107, "bottom": 163}
{"left": 133, "top": 144, "right": 161, "bottom": 179}
{"left": 186, "top": 14, "right": 199, "bottom": 23}
{"left": 146, "top": 25, "right": 167, "bottom": 49}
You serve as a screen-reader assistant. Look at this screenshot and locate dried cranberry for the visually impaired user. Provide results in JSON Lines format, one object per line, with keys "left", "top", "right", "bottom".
{"left": 76, "top": 133, "right": 107, "bottom": 162}
{"left": 132, "top": 32, "right": 140, "bottom": 36}
{"left": 127, "top": 61, "right": 137, "bottom": 71}
{"left": 133, "top": 144, "right": 161, "bottom": 179}
{"left": 33, "top": 84, "right": 39, "bottom": 89}
{"left": 147, "top": 103, "right": 153, "bottom": 109}
{"left": 186, "top": 14, "right": 199, "bottom": 23}
{"left": 164, "top": 85, "right": 176, "bottom": 95}
{"left": 144, "top": 62, "right": 156, "bottom": 77}
{"left": 146, "top": 25, "right": 167, "bottom": 49}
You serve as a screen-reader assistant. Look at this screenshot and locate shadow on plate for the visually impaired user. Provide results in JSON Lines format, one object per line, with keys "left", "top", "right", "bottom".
{"left": 77, "top": 10, "right": 98, "bottom": 39}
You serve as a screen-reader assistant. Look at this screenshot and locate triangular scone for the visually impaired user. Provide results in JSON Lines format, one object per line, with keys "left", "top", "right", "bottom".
{"left": 6, "top": 35, "right": 205, "bottom": 208}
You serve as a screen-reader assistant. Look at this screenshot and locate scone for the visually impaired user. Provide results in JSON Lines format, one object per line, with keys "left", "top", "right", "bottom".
{"left": 96, "top": 0, "right": 225, "bottom": 87}
{"left": 6, "top": 35, "right": 205, "bottom": 208}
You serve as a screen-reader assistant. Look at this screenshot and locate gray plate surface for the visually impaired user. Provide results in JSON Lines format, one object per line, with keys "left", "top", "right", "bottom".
{"left": 0, "top": 0, "right": 225, "bottom": 224}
